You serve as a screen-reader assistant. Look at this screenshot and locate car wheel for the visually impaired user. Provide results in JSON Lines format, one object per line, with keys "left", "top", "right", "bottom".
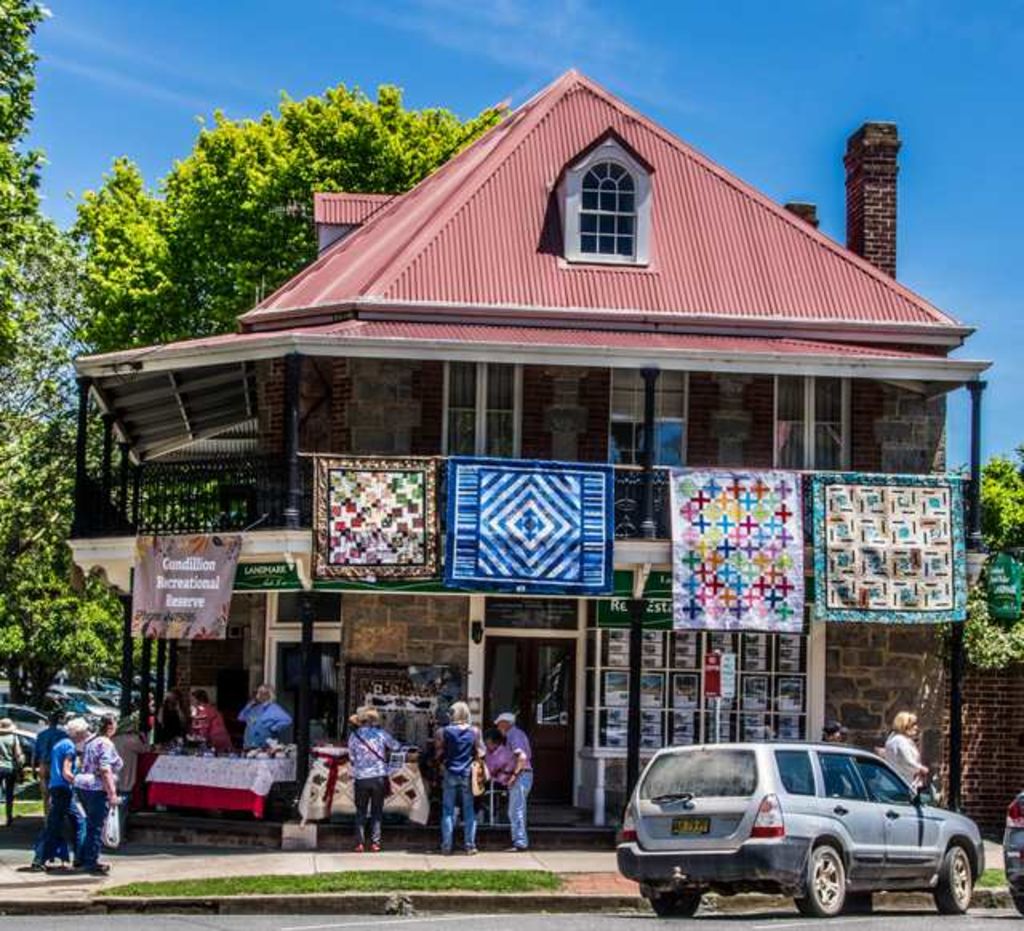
{"left": 648, "top": 891, "right": 702, "bottom": 918}
{"left": 933, "top": 845, "right": 973, "bottom": 915}
{"left": 1012, "top": 892, "right": 1024, "bottom": 917}
{"left": 842, "top": 892, "right": 873, "bottom": 914}
{"left": 795, "top": 845, "right": 846, "bottom": 918}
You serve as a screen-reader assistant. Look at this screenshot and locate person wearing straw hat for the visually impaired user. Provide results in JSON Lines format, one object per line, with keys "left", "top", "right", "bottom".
{"left": 0, "top": 718, "right": 25, "bottom": 826}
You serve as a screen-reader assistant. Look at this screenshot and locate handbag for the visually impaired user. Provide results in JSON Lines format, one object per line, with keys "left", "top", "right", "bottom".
{"left": 352, "top": 730, "right": 393, "bottom": 798}
{"left": 470, "top": 757, "right": 490, "bottom": 797}
{"left": 102, "top": 801, "right": 121, "bottom": 849}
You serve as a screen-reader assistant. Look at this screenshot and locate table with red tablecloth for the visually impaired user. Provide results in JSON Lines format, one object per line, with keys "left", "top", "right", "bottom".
{"left": 145, "top": 754, "right": 296, "bottom": 818}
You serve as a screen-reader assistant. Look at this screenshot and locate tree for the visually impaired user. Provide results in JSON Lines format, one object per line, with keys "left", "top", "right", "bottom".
{"left": 980, "top": 450, "right": 1024, "bottom": 552}
{"left": 75, "top": 84, "right": 503, "bottom": 352}
{"left": 0, "top": 0, "right": 47, "bottom": 357}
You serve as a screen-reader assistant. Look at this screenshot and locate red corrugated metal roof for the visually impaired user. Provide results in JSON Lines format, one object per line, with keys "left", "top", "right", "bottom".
{"left": 313, "top": 192, "right": 396, "bottom": 226}
{"left": 245, "top": 71, "right": 961, "bottom": 332}
{"left": 79, "top": 318, "right": 955, "bottom": 368}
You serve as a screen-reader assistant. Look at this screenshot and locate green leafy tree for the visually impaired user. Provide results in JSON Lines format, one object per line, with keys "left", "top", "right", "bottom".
{"left": 75, "top": 85, "right": 503, "bottom": 352}
{"left": 980, "top": 451, "right": 1024, "bottom": 552}
{"left": 0, "top": 0, "right": 47, "bottom": 356}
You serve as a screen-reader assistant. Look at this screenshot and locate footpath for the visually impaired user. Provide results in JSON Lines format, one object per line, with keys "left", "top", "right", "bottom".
{"left": 0, "top": 819, "right": 1011, "bottom": 917}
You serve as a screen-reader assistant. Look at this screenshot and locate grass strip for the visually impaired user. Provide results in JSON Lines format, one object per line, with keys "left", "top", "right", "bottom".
{"left": 977, "top": 868, "right": 1007, "bottom": 889}
{"left": 100, "top": 869, "right": 563, "bottom": 898}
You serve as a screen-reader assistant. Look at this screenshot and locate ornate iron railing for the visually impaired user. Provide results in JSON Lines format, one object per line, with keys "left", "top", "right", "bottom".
{"left": 78, "top": 457, "right": 667, "bottom": 540}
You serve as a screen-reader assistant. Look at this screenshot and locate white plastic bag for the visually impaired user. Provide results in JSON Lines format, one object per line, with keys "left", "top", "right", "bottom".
{"left": 101, "top": 801, "right": 121, "bottom": 849}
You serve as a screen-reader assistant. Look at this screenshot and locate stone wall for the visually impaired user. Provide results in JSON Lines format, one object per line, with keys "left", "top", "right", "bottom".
{"left": 341, "top": 594, "right": 470, "bottom": 668}
{"left": 521, "top": 366, "right": 609, "bottom": 461}
{"left": 851, "top": 380, "right": 946, "bottom": 474}
{"left": 686, "top": 374, "right": 774, "bottom": 467}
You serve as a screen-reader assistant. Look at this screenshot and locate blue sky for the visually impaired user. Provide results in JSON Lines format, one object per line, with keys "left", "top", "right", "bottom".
{"left": 29, "top": 0, "right": 1023, "bottom": 466}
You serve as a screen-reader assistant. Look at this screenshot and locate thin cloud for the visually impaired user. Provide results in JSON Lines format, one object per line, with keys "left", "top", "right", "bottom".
{"left": 350, "top": 0, "right": 691, "bottom": 114}
{"left": 43, "top": 55, "right": 213, "bottom": 112}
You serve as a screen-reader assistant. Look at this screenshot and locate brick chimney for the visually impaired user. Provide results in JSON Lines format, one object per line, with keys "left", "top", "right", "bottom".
{"left": 844, "top": 122, "right": 900, "bottom": 277}
{"left": 784, "top": 202, "right": 819, "bottom": 228}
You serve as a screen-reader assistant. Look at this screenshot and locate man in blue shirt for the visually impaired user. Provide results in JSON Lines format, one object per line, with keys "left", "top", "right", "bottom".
{"left": 31, "top": 717, "right": 88, "bottom": 871}
{"left": 239, "top": 685, "right": 293, "bottom": 749}
{"left": 34, "top": 712, "right": 67, "bottom": 814}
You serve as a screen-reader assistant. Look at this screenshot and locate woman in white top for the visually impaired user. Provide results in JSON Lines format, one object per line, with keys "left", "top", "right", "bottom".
{"left": 884, "top": 711, "right": 929, "bottom": 790}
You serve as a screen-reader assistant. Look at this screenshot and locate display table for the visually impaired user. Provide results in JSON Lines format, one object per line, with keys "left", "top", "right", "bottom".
{"left": 299, "top": 747, "right": 429, "bottom": 825}
{"left": 146, "top": 754, "right": 296, "bottom": 819}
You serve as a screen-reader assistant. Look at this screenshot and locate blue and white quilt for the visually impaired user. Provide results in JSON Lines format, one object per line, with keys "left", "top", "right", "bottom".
{"left": 444, "top": 457, "right": 615, "bottom": 595}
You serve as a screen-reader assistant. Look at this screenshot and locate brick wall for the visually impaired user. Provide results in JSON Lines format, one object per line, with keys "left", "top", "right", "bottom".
{"left": 520, "top": 366, "right": 609, "bottom": 462}
{"left": 845, "top": 122, "right": 900, "bottom": 278}
{"left": 411, "top": 361, "right": 444, "bottom": 454}
{"left": 686, "top": 374, "right": 773, "bottom": 467}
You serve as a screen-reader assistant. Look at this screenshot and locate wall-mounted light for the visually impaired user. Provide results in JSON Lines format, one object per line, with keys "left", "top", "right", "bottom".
{"left": 471, "top": 620, "right": 484, "bottom": 644}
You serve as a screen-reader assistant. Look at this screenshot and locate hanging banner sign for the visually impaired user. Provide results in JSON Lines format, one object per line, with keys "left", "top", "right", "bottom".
{"left": 132, "top": 534, "right": 242, "bottom": 639}
{"left": 987, "top": 552, "right": 1023, "bottom": 623}
{"left": 596, "top": 570, "right": 673, "bottom": 629}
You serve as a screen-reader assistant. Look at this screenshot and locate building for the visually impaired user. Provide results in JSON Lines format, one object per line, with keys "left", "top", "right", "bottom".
{"left": 69, "top": 72, "right": 990, "bottom": 824}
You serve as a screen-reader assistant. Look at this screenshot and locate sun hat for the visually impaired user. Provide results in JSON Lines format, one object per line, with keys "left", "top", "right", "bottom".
{"left": 494, "top": 712, "right": 517, "bottom": 726}
{"left": 0, "top": 718, "right": 15, "bottom": 735}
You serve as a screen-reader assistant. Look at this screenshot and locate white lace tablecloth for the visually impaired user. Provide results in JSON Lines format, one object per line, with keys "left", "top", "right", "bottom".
{"left": 146, "top": 755, "right": 296, "bottom": 797}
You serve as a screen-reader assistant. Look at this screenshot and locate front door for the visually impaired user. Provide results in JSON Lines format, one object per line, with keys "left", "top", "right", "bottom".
{"left": 484, "top": 636, "right": 576, "bottom": 803}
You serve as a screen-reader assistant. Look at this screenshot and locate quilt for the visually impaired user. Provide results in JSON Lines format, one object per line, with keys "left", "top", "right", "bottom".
{"left": 313, "top": 457, "right": 438, "bottom": 579}
{"left": 669, "top": 470, "right": 804, "bottom": 632}
{"left": 810, "top": 472, "right": 966, "bottom": 623}
{"left": 444, "top": 457, "right": 614, "bottom": 595}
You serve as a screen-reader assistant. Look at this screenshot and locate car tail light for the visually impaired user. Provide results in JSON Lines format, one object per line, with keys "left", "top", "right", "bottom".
{"left": 751, "top": 794, "right": 785, "bottom": 839}
{"left": 1007, "top": 798, "right": 1024, "bottom": 829}
{"left": 618, "top": 804, "right": 638, "bottom": 844}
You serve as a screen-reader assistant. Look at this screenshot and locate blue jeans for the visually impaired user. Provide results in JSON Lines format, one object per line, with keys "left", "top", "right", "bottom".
{"left": 508, "top": 769, "right": 533, "bottom": 849}
{"left": 441, "top": 771, "right": 476, "bottom": 852}
{"left": 78, "top": 790, "right": 110, "bottom": 869}
{"left": 33, "top": 787, "right": 84, "bottom": 865}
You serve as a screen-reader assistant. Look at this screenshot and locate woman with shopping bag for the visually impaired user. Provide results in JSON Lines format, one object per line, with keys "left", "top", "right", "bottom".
{"left": 74, "top": 715, "right": 123, "bottom": 875}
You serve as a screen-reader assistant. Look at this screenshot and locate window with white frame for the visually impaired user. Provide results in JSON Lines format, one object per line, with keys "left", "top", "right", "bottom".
{"left": 561, "top": 137, "right": 652, "bottom": 266}
{"left": 774, "top": 376, "right": 850, "bottom": 469}
{"left": 444, "top": 362, "right": 521, "bottom": 457}
{"left": 609, "top": 370, "right": 688, "bottom": 466}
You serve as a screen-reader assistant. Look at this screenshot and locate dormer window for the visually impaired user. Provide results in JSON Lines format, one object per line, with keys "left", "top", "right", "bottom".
{"left": 561, "top": 136, "right": 652, "bottom": 266}
{"left": 580, "top": 162, "right": 635, "bottom": 257}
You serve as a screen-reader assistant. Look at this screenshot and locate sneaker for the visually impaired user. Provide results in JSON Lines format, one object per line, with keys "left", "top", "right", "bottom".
{"left": 370, "top": 843, "right": 381, "bottom": 853}
{"left": 353, "top": 843, "right": 365, "bottom": 853}
{"left": 439, "top": 847, "right": 453, "bottom": 856}
{"left": 504, "top": 845, "right": 529, "bottom": 852}
{"left": 27, "top": 862, "right": 45, "bottom": 873}
{"left": 465, "top": 847, "right": 478, "bottom": 856}
{"left": 86, "top": 863, "right": 111, "bottom": 876}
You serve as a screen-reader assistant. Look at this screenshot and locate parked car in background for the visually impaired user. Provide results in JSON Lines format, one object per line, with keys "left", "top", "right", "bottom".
{"left": 1004, "top": 793, "right": 1024, "bottom": 915}
{"left": 618, "top": 743, "right": 983, "bottom": 918}
{"left": 46, "top": 685, "right": 118, "bottom": 720}
{"left": 0, "top": 703, "right": 47, "bottom": 735}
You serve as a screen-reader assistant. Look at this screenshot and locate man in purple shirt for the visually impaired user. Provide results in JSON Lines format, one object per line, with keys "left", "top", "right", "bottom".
{"left": 495, "top": 712, "right": 533, "bottom": 851}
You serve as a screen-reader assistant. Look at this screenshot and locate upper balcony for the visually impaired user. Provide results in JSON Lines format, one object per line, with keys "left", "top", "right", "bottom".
{"left": 75, "top": 455, "right": 670, "bottom": 541}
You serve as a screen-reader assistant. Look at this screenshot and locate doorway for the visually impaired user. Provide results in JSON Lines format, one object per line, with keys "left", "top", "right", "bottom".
{"left": 484, "top": 636, "right": 576, "bottom": 802}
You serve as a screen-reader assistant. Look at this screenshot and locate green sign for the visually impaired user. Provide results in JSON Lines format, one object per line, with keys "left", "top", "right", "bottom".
{"left": 987, "top": 552, "right": 1023, "bottom": 623}
{"left": 234, "top": 562, "right": 302, "bottom": 591}
{"left": 596, "top": 569, "right": 673, "bottom": 629}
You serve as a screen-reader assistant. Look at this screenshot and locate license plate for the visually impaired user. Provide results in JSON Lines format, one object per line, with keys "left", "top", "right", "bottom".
{"left": 671, "top": 817, "right": 710, "bottom": 836}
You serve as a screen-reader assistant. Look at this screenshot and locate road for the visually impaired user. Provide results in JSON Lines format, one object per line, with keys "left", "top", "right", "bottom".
{"left": 0, "top": 913, "right": 1021, "bottom": 931}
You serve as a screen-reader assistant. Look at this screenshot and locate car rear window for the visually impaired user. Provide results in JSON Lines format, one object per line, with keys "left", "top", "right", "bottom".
{"left": 640, "top": 749, "right": 758, "bottom": 799}
{"left": 775, "top": 750, "right": 815, "bottom": 796}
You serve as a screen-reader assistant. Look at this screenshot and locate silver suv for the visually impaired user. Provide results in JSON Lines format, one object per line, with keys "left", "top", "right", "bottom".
{"left": 617, "top": 742, "right": 983, "bottom": 918}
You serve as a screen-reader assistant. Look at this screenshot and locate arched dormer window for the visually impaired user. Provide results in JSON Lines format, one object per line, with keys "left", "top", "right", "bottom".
{"left": 561, "top": 136, "right": 652, "bottom": 266}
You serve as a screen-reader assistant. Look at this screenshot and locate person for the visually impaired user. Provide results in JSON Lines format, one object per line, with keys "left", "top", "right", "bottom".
{"left": 155, "top": 691, "right": 188, "bottom": 745}
{"left": 822, "top": 721, "right": 848, "bottom": 743}
{"left": 31, "top": 717, "right": 89, "bottom": 871}
{"left": 495, "top": 711, "right": 533, "bottom": 852}
{"left": 190, "top": 690, "right": 233, "bottom": 752}
{"left": 239, "top": 685, "right": 293, "bottom": 749}
{"left": 436, "top": 701, "right": 484, "bottom": 855}
{"left": 112, "top": 713, "right": 149, "bottom": 813}
{"left": 0, "top": 718, "right": 25, "bottom": 826}
{"left": 347, "top": 707, "right": 400, "bottom": 853}
{"left": 884, "top": 711, "right": 929, "bottom": 790}
{"left": 75, "top": 714, "right": 123, "bottom": 875}
{"left": 33, "top": 711, "right": 67, "bottom": 815}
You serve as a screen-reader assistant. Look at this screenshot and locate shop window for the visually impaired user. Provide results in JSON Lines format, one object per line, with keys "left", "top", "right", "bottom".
{"left": 775, "top": 376, "right": 850, "bottom": 469}
{"left": 583, "top": 626, "right": 808, "bottom": 750}
{"left": 609, "top": 370, "right": 687, "bottom": 466}
{"left": 443, "top": 362, "right": 521, "bottom": 457}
